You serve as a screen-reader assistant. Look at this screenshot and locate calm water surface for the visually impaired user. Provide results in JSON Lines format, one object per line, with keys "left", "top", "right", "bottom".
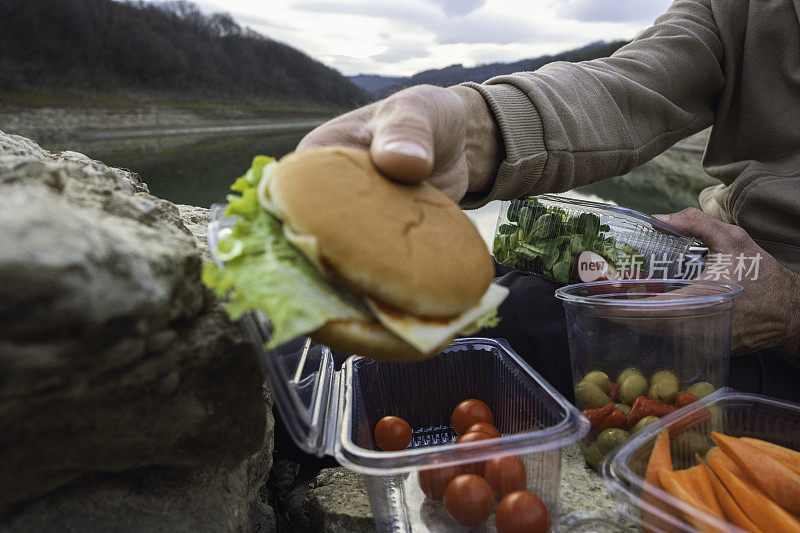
{"left": 44, "top": 131, "right": 308, "bottom": 208}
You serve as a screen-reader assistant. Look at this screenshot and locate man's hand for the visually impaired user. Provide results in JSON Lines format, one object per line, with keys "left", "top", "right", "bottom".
{"left": 655, "top": 208, "right": 800, "bottom": 356}
{"left": 297, "top": 84, "right": 502, "bottom": 202}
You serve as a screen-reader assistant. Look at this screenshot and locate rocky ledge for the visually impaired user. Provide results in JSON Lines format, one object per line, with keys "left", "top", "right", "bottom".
{"left": 0, "top": 131, "right": 274, "bottom": 532}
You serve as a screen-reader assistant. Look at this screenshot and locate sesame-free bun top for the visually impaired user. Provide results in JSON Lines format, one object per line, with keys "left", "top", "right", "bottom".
{"left": 266, "top": 146, "right": 493, "bottom": 318}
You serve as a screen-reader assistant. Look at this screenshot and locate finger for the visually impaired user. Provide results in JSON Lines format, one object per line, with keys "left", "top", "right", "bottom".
{"left": 297, "top": 107, "right": 374, "bottom": 151}
{"left": 369, "top": 93, "right": 435, "bottom": 184}
{"left": 653, "top": 208, "right": 734, "bottom": 251}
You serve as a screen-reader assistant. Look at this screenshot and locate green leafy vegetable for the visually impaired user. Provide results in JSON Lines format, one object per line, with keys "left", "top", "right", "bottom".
{"left": 493, "top": 197, "right": 645, "bottom": 284}
{"left": 458, "top": 308, "right": 501, "bottom": 336}
{"left": 202, "top": 156, "right": 370, "bottom": 348}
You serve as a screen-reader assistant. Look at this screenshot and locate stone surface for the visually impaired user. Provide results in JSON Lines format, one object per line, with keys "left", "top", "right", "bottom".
{"left": 279, "top": 443, "right": 638, "bottom": 532}
{"left": 286, "top": 468, "right": 375, "bottom": 533}
{"left": 0, "top": 131, "right": 274, "bottom": 530}
{"left": 558, "top": 442, "right": 637, "bottom": 530}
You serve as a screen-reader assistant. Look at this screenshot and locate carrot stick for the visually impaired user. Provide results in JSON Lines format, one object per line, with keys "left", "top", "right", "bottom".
{"left": 657, "top": 469, "right": 720, "bottom": 533}
{"left": 712, "top": 432, "right": 800, "bottom": 515}
{"left": 699, "top": 458, "right": 764, "bottom": 533}
{"left": 646, "top": 430, "right": 673, "bottom": 486}
{"left": 707, "top": 446, "right": 750, "bottom": 481}
{"left": 687, "top": 458, "right": 726, "bottom": 520}
{"left": 741, "top": 437, "right": 800, "bottom": 477}
{"left": 709, "top": 460, "right": 800, "bottom": 533}
{"left": 643, "top": 430, "right": 677, "bottom": 533}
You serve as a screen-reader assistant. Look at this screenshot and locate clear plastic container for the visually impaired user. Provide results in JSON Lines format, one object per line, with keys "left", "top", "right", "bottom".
{"left": 208, "top": 204, "right": 590, "bottom": 532}
{"left": 492, "top": 195, "right": 707, "bottom": 284}
{"left": 602, "top": 389, "right": 800, "bottom": 532}
{"left": 554, "top": 280, "right": 742, "bottom": 469}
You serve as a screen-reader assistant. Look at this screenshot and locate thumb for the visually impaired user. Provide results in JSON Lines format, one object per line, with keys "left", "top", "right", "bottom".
{"left": 370, "top": 96, "right": 434, "bottom": 184}
{"left": 653, "top": 207, "right": 729, "bottom": 251}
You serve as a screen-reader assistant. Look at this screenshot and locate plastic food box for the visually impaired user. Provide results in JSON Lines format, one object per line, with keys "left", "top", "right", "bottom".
{"left": 555, "top": 279, "right": 742, "bottom": 470}
{"left": 208, "top": 204, "right": 590, "bottom": 532}
{"left": 602, "top": 389, "right": 800, "bottom": 532}
{"left": 493, "top": 195, "right": 707, "bottom": 284}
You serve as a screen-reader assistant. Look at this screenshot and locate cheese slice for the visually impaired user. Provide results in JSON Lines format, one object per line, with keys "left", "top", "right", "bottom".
{"left": 256, "top": 160, "right": 279, "bottom": 215}
{"left": 366, "top": 283, "right": 509, "bottom": 353}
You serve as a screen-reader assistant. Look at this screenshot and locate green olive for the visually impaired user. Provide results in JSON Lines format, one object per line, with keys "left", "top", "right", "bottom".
{"left": 614, "top": 403, "right": 631, "bottom": 415}
{"left": 650, "top": 370, "right": 679, "bottom": 385}
{"left": 617, "top": 367, "right": 644, "bottom": 384}
{"left": 583, "top": 371, "right": 612, "bottom": 394}
{"left": 596, "top": 428, "right": 630, "bottom": 454}
{"left": 707, "top": 405, "right": 725, "bottom": 431}
{"left": 583, "top": 441, "right": 605, "bottom": 469}
{"left": 574, "top": 380, "right": 612, "bottom": 409}
{"left": 619, "top": 373, "right": 648, "bottom": 404}
{"left": 673, "top": 430, "right": 711, "bottom": 457}
{"left": 631, "top": 416, "right": 660, "bottom": 433}
{"left": 687, "top": 382, "right": 716, "bottom": 399}
{"left": 648, "top": 379, "right": 679, "bottom": 404}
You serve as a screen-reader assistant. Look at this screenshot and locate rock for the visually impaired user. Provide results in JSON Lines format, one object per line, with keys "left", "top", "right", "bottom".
{"left": 0, "top": 131, "right": 272, "bottom": 527}
{"left": 0, "top": 462, "right": 271, "bottom": 533}
{"left": 558, "top": 442, "right": 637, "bottom": 530}
{"left": 286, "top": 468, "right": 375, "bottom": 533}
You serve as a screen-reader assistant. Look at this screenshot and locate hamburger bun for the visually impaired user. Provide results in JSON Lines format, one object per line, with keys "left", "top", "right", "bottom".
{"left": 312, "top": 319, "right": 449, "bottom": 362}
{"left": 265, "top": 146, "right": 493, "bottom": 317}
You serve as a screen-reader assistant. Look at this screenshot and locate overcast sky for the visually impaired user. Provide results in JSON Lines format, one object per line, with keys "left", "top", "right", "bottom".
{"left": 153, "top": 0, "right": 673, "bottom": 76}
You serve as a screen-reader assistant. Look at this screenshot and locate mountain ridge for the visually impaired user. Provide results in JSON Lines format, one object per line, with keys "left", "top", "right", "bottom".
{"left": 350, "top": 40, "right": 628, "bottom": 97}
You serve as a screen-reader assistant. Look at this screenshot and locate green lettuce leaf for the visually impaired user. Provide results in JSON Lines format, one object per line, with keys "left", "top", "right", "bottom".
{"left": 458, "top": 308, "right": 501, "bottom": 336}
{"left": 202, "top": 157, "right": 370, "bottom": 348}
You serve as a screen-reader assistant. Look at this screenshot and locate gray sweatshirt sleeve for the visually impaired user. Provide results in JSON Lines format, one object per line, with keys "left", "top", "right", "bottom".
{"left": 460, "top": 0, "right": 724, "bottom": 209}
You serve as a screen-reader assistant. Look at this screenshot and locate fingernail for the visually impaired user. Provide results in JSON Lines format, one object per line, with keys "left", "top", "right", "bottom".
{"left": 653, "top": 214, "right": 670, "bottom": 221}
{"left": 381, "top": 140, "right": 429, "bottom": 160}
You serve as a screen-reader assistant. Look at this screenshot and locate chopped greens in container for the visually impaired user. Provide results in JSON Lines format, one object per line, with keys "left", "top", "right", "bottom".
{"left": 493, "top": 197, "right": 645, "bottom": 283}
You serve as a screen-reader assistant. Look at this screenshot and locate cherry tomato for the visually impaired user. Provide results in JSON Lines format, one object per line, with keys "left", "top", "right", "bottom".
{"left": 495, "top": 490, "right": 550, "bottom": 533}
{"left": 452, "top": 399, "right": 494, "bottom": 436}
{"left": 455, "top": 430, "right": 492, "bottom": 476}
{"left": 465, "top": 421, "right": 501, "bottom": 438}
{"left": 374, "top": 416, "right": 412, "bottom": 451}
{"left": 443, "top": 474, "right": 495, "bottom": 527}
{"left": 418, "top": 464, "right": 462, "bottom": 500}
{"left": 484, "top": 455, "right": 527, "bottom": 498}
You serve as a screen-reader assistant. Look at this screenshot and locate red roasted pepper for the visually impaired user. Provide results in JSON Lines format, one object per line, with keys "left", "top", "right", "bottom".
{"left": 597, "top": 409, "right": 628, "bottom": 432}
{"left": 676, "top": 392, "right": 700, "bottom": 408}
{"left": 608, "top": 382, "right": 620, "bottom": 403}
{"left": 669, "top": 405, "right": 713, "bottom": 436}
{"left": 627, "top": 396, "right": 677, "bottom": 427}
{"left": 582, "top": 402, "right": 614, "bottom": 430}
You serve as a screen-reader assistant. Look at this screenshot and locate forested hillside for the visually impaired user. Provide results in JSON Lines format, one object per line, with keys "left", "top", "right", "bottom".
{"left": 0, "top": 0, "right": 368, "bottom": 108}
{"left": 351, "top": 40, "right": 628, "bottom": 97}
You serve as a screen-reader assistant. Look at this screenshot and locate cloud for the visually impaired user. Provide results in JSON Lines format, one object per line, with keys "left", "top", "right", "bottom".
{"left": 319, "top": 54, "right": 378, "bottom": 74}
{"left": 555, "top": 0, "right": 671, "bottom": 23}
{"left": 371, "top": 41, "right": 432, "bottom": 62}
{"left": 425, "top": 0, "right": 486, "bottom": 17}
{"left": 291, "top": 0, "right": 550, "bottom": 46}
{"left": 433, "top": 13, "right": 556, "bottom": 45}
{"left": 291, "top": 0, "right": 438, "bottom": 23}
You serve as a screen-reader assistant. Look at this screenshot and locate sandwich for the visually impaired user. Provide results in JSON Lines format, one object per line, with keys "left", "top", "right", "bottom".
{"left": 203, "top": 146, "right": 508, "bottom": 361}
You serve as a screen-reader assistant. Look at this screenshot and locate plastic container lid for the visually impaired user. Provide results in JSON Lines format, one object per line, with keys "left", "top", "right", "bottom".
{"left": 493, "top": 195, "right": 708, "bottom": 284}
{"left": 209, "top": 204, "right": 590, "bottom": 476}
{"left": 555, "top": 279, "right": 743, "bottom": 311}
